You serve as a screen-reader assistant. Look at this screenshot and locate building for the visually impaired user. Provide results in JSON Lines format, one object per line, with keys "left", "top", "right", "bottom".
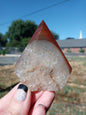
{"left": 57, "top": 39, "right": 86, "bottom": 53}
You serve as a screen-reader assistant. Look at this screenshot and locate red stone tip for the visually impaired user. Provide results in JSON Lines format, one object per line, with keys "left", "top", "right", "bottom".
{"left": 29, "top": 20, "right": 72, "bottom": 73}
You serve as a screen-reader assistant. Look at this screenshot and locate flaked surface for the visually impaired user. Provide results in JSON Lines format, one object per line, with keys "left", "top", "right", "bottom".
{"left": 15, "top": 40, "right": 69, "bottom": 91}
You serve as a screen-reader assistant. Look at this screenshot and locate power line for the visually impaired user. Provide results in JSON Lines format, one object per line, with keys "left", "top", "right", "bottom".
{"left": 0, "top": 0, "right": 70, "bottom": 26}
{"left": 21, "top": 0, "right": 70, "bottom": 18}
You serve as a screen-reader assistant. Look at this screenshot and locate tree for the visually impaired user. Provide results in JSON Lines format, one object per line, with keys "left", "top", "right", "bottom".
{"left": 0, "top": 33, "right": 7, "bottom": 47}
{"left": 20, "top": 37, "right": 31, "bottom": 47}
{"left": 51, "top": 31, "right": 59, "bottom": 40}
{"left": 7, "top": 19, "right": 59, "bottom": 47}
{"left": 8, "top": 20, "right": 25, "bottom": 41}
{"left": 0, "top": 33, "right": 3, "bottom": 44}
{"left": 66, "top": 37, "right": 75, "bottom": 40}
{"left": 7, "top": 20, "right": 37, "bottom": 47}
{"left": 24, "top": 20, "right": 37, "bottom": 38}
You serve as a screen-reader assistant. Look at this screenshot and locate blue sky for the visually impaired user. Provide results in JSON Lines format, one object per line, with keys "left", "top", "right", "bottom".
{"left": 0, "top": 0, "right": 86, "bottom": 39}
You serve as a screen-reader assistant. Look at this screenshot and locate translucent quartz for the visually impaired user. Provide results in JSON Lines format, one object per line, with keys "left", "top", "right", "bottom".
{"left": 15, "top": 40, "right": 70, "bottom": 91}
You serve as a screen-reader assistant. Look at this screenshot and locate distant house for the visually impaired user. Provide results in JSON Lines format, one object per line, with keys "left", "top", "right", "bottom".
{"left": 57, "top": 39, "right": 86, "bottom": 53}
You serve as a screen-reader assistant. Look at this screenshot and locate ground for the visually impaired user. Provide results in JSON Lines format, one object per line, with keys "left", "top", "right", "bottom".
{"left": 0, "top": 55, "right": 86, "bottom": 114}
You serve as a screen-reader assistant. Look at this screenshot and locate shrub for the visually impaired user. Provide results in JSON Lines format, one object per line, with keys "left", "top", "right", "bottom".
{"left": 0, "top": 49, "right": 6, "bottom": 55}
{"left": 0, "top": 48, "right": 10, "bottom": 55}
{"left": 79, "top": 48, "right": 85, "bottom": 53}
{"left": 66, "top": 49, "right": 71, "bottom": 53}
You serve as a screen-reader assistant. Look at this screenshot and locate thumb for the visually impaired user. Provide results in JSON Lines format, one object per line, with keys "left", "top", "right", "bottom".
{"left": 4, "top": 84, "right": 31, "bottom": 115}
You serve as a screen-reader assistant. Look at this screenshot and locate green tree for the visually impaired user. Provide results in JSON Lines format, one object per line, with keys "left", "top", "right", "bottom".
{"left": 0, "top": 33, "right": 3, "bottom": 46}
{"left": 51, "top": 31, "right": 59, "bottom": 40}
{"left": 79, "top": 48, "right": 85, "bottom": 53}
{"left": 66, "top": 48, "right": 71, "bottom": 53}
{"left": 7, "top": 20, "right": 37, "bottom": 47}
{"left": 20, "top": 37, "right": 31, "bottom": 47}
{"left": 7, "top": 19, "right": 59, "bottom": 47}
{"left": 24, "top": 20, "right": 37, "bottom": 38}
{"left": 8, "top": 20, "right": 25, "bottom": 42}
{"left": 0, "top": 33, "right": 7, "bottom": 47}
{"left": 66, "top": 37, "right": 75, "bottom": 39}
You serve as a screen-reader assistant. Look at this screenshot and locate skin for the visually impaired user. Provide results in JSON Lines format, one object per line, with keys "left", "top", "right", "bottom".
{"left": 0, "top": 83, "right": 55, "bottom": 115}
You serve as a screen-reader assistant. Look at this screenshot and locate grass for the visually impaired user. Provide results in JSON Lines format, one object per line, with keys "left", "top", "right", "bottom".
{"left": 67, "top": 55, "right": 86, "bottom": 67}
{"left": 55, "top": 85, "right": 86, "bottom": 104}
{"left": 0, "top": 82, "right": 19, "bottom": 98}
{"left": 66, "top": 55, "right": 86, "bottom": 60}
{"left": 0, "top": 65, "right": 19, "bottom": 90}
{"left": 83, "top": 61, "right": 86, "bottom": 67}
{"left": 82, "top": 81, "right": 86, "bottom": 86}
{"left": 0, "top": 91, "right": 8, "bottom": 98}
{"left": 47, "top": 103, "right": 86, "bottom": 115}
{"left": 66, "top": 56, "right": 86, "bottom": 87}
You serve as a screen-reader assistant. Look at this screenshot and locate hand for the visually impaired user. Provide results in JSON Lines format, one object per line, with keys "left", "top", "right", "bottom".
{"left": 0, "top": 83, "right": 55, "bottom": 115}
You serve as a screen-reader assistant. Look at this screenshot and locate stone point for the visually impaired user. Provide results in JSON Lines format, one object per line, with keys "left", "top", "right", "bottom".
{"left": 15, "top": 20, "right": 72, "bottom": 91}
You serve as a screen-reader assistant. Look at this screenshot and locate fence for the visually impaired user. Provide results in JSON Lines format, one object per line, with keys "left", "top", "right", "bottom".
{"left": 0, "top": 47, "right": 25, "bottom": 54}
{"left": 0, "top": 47, "right": 86, "bottom": 55}
{"left": 48, "top": 104, "right": 86, "bottom": 115}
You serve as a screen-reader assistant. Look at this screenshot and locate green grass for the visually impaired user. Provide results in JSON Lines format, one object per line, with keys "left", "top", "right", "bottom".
{"left": 66, "top": 56, "right": 86, "bottom": 61}
{"left": 66, "top": 56, "right": 86, "bottom": 66}
{"left": 73, "top": 79, "right": 80, "bottom": 85}
{"left": 0, "top": 91, "right": 8, "bottom": 98}
{"left": 55, "top": 85, "right": 86, "bottom": 103}
{"left": 83, "top": 61, "right": 86, "bottom": 67}
{"left": 63, "top": 85, "right": 86, "bottom": 95}
{"left": 82, "top": 81, "right": 86, "bottom": 86}
{"left": 47, "top": 104, "right": 86, "bottom": 115}
{"left": 0, "top": 82, "right": 19, "bottom": 98}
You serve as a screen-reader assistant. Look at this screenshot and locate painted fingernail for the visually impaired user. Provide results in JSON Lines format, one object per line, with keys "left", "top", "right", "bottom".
{"left": 15, "top": 84, "right": 28, "bottom": 101}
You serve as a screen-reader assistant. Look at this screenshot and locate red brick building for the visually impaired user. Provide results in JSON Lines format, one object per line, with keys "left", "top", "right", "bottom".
{"left": 57, "top": 39, "right": 86, "bottom": 53}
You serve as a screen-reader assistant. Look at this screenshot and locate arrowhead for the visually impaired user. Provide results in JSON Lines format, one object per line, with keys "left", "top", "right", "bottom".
{"left": 29, "top": 20, "right": 57, "bottom": 46}
{"left": 29, "top": 20, "right": 72, "bottom": 73}
{"left": 15, "top": 20, "right": 72, "bottom": 91}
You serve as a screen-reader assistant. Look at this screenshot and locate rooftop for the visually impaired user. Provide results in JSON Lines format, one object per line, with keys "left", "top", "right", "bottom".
{"left": 57, "top": 39, "right": 86, "bottom": 48}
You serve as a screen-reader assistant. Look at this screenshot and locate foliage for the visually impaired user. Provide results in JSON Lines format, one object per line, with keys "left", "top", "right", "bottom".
{"left": 66, "top": 48, "right": 71, "bottom": 53}
{"left": 51, "top": 31, "right": 59, "bottom": 40}
{"left": 79, "top": 48, "right": 85, "bottom": 53}
{"left": 66, "top": 37, "right": 75, "bottom": 39}
{"left": 0, "top": 49, "right": 6, "bottom": 55}
{"left": 0, "top": 48, "right": 10, "bottom": 55}
{"left": 0, "top": 33, "right": 3, "bottom": 43}
{"left": 7, "top": 20, "right": 37, "bottom": 40}
{"left": 0, "top": 33, "right": 7, "bottom": 46}
{"left": 20, "top": 37, "right": 31, "bottom": 47}
{"left": 7, "top": 20, "right": 37, "bottom": 47}
{"left": 0, "top": 19, "right": 59, "bottom": 47}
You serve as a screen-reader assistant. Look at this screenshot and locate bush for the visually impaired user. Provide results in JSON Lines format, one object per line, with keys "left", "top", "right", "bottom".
{"left": 0, "top": 49, "right": 6, "bottom": 55}
{"left": 66, "top": 49, "right": 71, "bottom": 53}
{"left": 79, "top": 48, "right": 85, "bottom": 53}
{"left": 0, "top": 48, "right": 10, "bottom": 55}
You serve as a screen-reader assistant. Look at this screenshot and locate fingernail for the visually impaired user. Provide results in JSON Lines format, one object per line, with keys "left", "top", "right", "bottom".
{"left": 15, "top": 84, "right": 28, "bottom": 101}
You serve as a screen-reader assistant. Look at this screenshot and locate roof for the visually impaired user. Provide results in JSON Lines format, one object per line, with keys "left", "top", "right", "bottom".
{"left": 57, "top": 39, "right": 86, "bottom": 48}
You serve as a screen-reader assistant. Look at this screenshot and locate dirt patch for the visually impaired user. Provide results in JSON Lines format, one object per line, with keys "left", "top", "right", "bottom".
{"left": 0, "top": 65, "right": 19, "bottom": 89}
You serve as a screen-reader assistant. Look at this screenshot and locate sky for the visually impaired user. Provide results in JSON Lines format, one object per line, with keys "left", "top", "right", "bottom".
{"left": 0, "top": 0, "right": 86, "bottom": 40}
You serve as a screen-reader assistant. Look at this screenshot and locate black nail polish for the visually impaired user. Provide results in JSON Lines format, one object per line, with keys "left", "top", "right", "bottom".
{"left": 18, "top": 84, "right": 28, "bottom": 93}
